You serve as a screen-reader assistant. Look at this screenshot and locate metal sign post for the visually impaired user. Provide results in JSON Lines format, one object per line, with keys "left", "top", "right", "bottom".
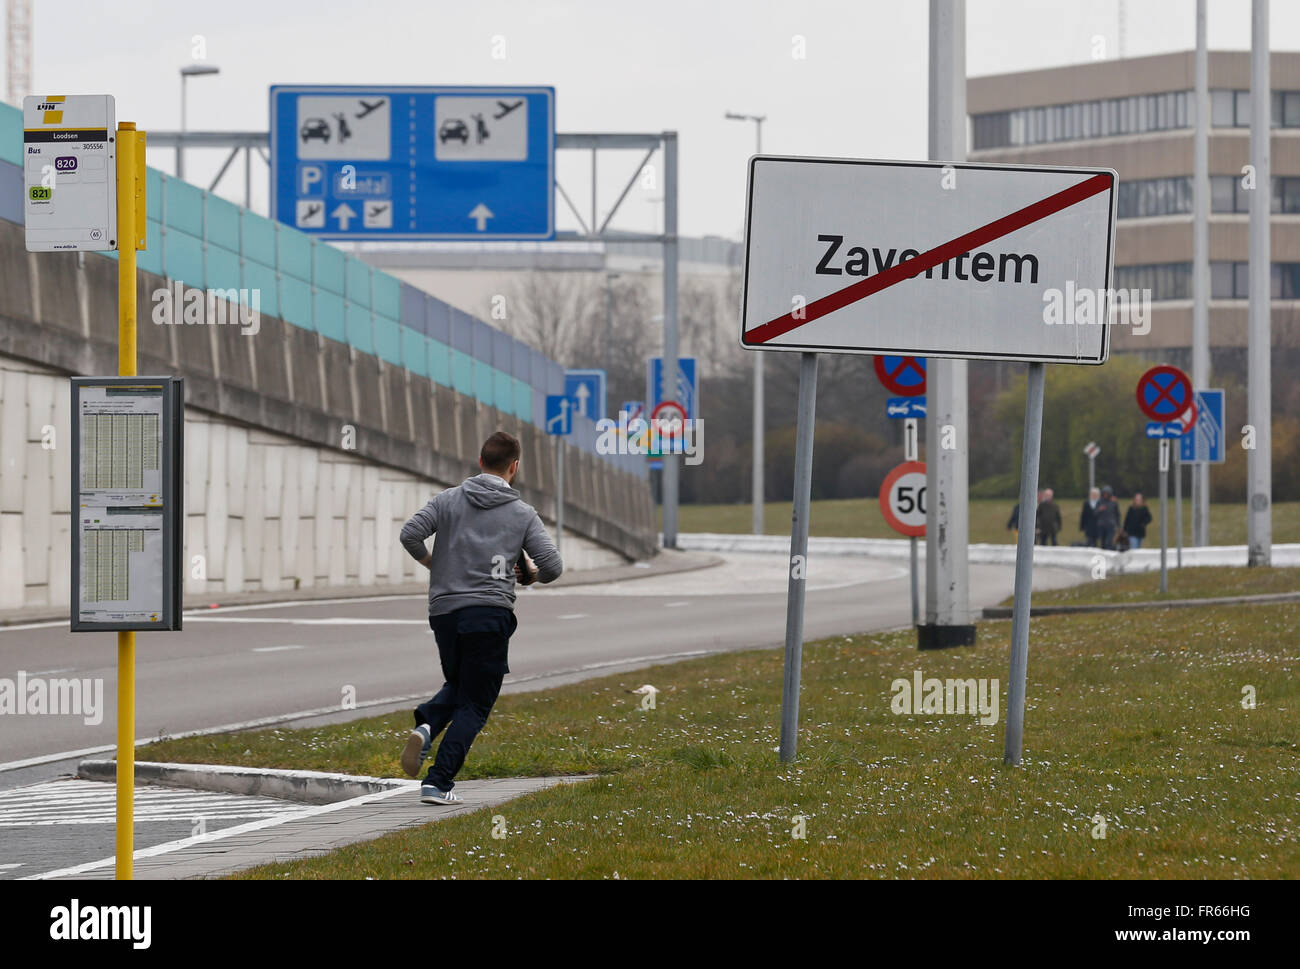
{"left": 1159, "top": 439, "right": 1171, "bottom": 594}
{"left": 116, "top": 120, "right": 143, "bottom": 880}
{"left": 778, "top": 353, "right": 818, "bottom": 763}
{"left": 1175, "top": 449, "right": 1183, "bottom": 567}
{"left": 1004, "top": 363, "right": 1045, "bottom": 765}
{"left": 555, "top": 437, "right": 563, "bottom": 560}
{"left": 880, "top": 456, "right": 926, "bottom": 630}
{"left": 545, "top": 394, "right": 575, "bottom": 557}
{"left": 904, "top": 419, "right": 921, "bottom": 627}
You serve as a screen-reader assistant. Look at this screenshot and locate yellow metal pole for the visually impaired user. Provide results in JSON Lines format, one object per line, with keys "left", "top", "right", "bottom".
{"left": 114, "top": 120, "right": 143, "bottom": 880}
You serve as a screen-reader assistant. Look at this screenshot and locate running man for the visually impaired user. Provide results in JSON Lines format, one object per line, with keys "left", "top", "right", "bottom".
{"left": 398, "top": 431, "right": 563, "bottom": 804}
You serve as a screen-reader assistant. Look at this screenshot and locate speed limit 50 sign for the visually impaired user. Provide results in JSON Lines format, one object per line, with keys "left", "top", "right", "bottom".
{"left": 880, "top": 460, "right": 926, "bottom": 537}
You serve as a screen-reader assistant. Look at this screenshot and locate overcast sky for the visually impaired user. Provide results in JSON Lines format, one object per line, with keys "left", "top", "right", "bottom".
{"left": 16, "top": 0, "right": 1300, "bottom": 239}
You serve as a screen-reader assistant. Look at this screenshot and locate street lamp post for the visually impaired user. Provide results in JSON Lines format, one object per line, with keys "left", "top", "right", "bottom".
{"left": 604, "top": 271, "right": 621, "bottom": 377}
{"left": 178, "top": 64, "right": 220, "bottom": 181}
{"left": 725, "top": 111, "right": 766, "bottom": 535}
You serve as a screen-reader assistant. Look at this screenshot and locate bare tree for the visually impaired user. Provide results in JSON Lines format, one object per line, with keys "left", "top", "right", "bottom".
{"left": 504, "top": 271, "right": 597, "bottom": 366}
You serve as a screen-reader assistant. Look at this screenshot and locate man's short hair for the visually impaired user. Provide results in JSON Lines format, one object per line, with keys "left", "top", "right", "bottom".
{"left": 480, "top": 430, "right": 521, "bottom": 472}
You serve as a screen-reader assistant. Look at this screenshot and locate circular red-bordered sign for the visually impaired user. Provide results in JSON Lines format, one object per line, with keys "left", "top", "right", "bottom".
{"left": 651, "top": 400, "right": 686, "bottom": 445}
{"left": 879, "top": 460, "right": 927, "bottom": 537}
{"left": 1174, "top": 397, "right": 1199, "bottom": 435}
{"left": 1136, "top": 365, "right": 1192, "bottom": 422}
{"left": 874, "top": 356, "right": 927, "bottom": 397}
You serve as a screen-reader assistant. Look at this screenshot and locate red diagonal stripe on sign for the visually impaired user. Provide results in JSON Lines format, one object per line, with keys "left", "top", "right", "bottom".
{"left": 747, "top": 172, "right": 1112, "bottom": 345}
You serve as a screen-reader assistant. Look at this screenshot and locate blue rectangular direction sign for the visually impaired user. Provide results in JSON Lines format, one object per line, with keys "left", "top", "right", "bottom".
{"left": 886, "top": 396, "right": 926, "bottom": 419}
{"left": 545, "top": 395, "right": 577, "bottom": 436}
{"left": 1145, "top": 422, "right": 1184, "bottom": 439}
{"left": 269, "top": 85, "right": 555, "bottom": 240}
{"left": 647, "top": 357, "right": 697, "bottom": 420}
{"left": 1179, "top": 389, "right": 1225, "bottom": 464}
{"left": 564, "top": 369, "right": 606, "bottom": 421}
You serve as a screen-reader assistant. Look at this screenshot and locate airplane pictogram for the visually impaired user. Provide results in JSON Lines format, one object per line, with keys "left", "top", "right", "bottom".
{"left": 492, "top": 99, "right": 523, "bottom": 120}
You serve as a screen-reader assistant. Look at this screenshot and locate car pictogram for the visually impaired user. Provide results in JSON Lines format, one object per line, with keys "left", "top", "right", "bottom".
{"left": 300, "top": 118, "right": 331, "bottom": 143}
{"left": 439, "top": 119, "right": 469, "bottom": 144}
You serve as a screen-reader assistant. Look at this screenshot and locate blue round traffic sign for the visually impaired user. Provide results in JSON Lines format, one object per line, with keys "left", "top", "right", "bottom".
{"left": 874, "top": 356, "right": 926, "bottom": 397}
{"left": 1136, "top": 366, "right": 1192, "bottom": 421}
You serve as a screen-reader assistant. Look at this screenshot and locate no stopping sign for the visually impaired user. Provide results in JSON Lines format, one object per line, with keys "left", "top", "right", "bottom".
{"left": 879, "top": 461, "right": 927, "bottom": 537}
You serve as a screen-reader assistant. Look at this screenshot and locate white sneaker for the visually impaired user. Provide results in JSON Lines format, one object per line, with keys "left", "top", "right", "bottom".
{"left": 401, "top": 725, "right": 431, "bottom": 777}
{"left": 420, "top": 784, "right": 462, "bottom": 805}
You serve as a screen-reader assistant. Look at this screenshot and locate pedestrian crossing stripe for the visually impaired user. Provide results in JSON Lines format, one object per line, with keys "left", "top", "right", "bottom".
{"left": 0, "top": 779, "right": 307, "bottom": 827}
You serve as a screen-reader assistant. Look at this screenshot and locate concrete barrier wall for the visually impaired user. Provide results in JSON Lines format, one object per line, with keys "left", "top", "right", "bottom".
{"left": 0, "top": 217, "right": 657, "bottom": 612}
{"left": 0, "top": 355, "right": 624, "bottom": 611}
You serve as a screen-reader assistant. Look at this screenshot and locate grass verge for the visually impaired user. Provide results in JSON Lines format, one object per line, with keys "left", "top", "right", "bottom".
{"left": 140, "top": 602, "right": 1300, "bottom": 879}
{"left": 667, "top": 497, "right": 1300, "bottom": 547}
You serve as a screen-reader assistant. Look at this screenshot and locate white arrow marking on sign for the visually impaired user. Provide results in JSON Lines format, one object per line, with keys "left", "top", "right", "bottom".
{"left": 469, "top": 203, "right": 495, "bottom": 231}
{"left": 332, "top": 203, "right": 357, "bottom": 231}
{"left": 573, "top": 382, "right": 590, "bottom": 416}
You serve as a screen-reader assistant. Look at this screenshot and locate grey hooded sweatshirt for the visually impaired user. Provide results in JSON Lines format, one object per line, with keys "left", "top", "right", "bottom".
{"left": 400, "top": 473, "right": 563, "bottom": 616}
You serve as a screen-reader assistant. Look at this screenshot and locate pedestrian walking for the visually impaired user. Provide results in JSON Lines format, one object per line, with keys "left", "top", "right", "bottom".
{"left": 1079, "top": 487, "right": 1100, "bottom": 546}
{"left": 1094, "top": 485, "right": 1121, "bottom": 550}
{"left": 1036, "top": 488, "right": 1062, "bottom": 546}
{"left": 1123, "top": 493, "right": 1152, "bottom": 550}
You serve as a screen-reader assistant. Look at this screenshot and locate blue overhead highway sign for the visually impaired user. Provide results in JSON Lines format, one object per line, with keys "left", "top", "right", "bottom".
{"left": 269, "top": 85, "right": 555, "bottom": 240}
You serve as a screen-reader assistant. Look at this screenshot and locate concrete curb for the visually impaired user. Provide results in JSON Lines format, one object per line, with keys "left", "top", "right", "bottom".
{"left": 677, "top": 533, "right": 1300, "bottom": 574}
{"left": 77, "top": 760, "right": 404, "bottom": 805}
{"left": 981, "top": 588, "right": 1300, "bottom": 618}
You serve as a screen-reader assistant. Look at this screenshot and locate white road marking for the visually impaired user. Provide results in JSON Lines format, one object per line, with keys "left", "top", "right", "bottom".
{"left": 0, "top": 692, "right": 428, "bottom": 774}
{"left": 665, "top": 601, "right": 690, "bottom": 607}
{"left": 0, "top": 593, "right": 427, "bottom": 632}
{"left": 0, "top": 863, "right": 22, "bottom": 871}
{"left": 25, "top": 783, "right": 413, "bottom": 879}
{"left": 250, "top": 645, "right": 306, "bottom": 653}
{"left": 0, "top": 779, "right": 306, "bottom": 828}
{"left": 556, "top": 613, "right": 588, "bottom": 620}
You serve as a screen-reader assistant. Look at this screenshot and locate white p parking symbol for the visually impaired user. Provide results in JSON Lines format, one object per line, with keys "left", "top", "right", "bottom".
{"left": 299, "top": 164, "right": 324, "bottom": 196}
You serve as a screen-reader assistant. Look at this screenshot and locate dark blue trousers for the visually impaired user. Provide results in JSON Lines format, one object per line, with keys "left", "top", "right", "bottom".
{"left": 414, "top": 606, "right": 517, "bottom": 791}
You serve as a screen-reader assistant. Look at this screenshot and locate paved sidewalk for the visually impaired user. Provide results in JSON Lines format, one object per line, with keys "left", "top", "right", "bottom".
{"left": 37, "top": 775, "right": 592, "bottom": 880}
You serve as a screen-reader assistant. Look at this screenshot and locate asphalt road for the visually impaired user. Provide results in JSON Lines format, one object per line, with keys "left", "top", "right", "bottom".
{"left": 0, "top": 552, "right": 1083, "bottom": 771}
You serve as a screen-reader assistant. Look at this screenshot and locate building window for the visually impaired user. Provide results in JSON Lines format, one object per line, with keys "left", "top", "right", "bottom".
{"left": 1209, "top": 89, "right": 1300, "bottom": 127}
{"left": 1212, "top": 89, "right": 1235, "bottom": 126}
{"left": 972, "top": 88, "right": 1300, "bottom": 149}
{"left": 1208, "top": 261, "right": 1300, "bottom": 298}
{"left": 1208, "top": 175, "right": 1300, "bottom": 213}
{"left": 1115, "top": 262, "right": 1191, "bottom": 300}
{"left": 1117, "top": 176, "right": 1193, "bottom": 218}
